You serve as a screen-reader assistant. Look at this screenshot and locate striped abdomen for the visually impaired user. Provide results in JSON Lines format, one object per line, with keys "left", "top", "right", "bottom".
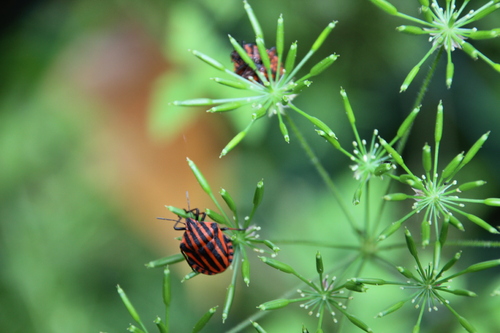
{"left": 180, "top": 218, "right": 234, "bottom": 275}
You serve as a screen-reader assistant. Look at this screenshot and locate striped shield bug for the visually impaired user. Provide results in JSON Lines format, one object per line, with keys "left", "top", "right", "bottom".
{"left": 158, "top": 208, "right": 244, "bottom": 275}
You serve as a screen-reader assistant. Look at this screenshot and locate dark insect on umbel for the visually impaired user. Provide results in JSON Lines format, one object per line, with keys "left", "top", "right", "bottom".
{"left": 231, "top": 42, "right": 282, "bottom": 83}
{"left": 158, "top": 208, "right": 244, "bottom": 275}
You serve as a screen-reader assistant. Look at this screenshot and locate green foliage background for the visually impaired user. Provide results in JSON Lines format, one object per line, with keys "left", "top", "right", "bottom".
{"left": 1, "top": 0, "right": 499, "bottom": 332}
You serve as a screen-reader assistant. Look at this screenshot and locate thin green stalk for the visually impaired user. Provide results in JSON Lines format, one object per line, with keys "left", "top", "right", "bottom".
{"left": 397, "top": 47, "right": 443, "bottom": 154}
{"left": 364, "top": 180, "right": 371, "bottom": 236}
{"left": 284, "top": 114, "right": 362, "bottom": 237}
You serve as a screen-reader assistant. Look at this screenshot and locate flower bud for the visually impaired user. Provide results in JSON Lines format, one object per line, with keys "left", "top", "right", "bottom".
{"left": 309, "top": 54, "right": 338, "bottom": 76}
{"left": 187, "top": 158, "right": 212, "bottom": 194}
{"left": 397, "top": 106, "right": 421, "bottom": 139}
{"left": 422, "top": 144, "right": 432, "bottom": 174}
{"left": 146, "top": 253, "right": 185, "bottom": 268}
{"left": 258, "top": 298, "right": 290, "bottom": 310}
{"left": 193, "top": 306, "right": 218, "bottom": 333}
{"left": 400, "top": 64, "right": 420, "bottom": 92}
{"left": 396, "top": 25, "right": 427, "bottom": 34}
{"left": 466, "top": 213, "right": 498, "bottom": 233}
{"left": 259, "top": 257, "right": 296, "bottom": 274}
{"left": 311, "top": 21, "right": 337, "bottom": 52}
{"left": 369, "top": 0, "right": 398, "bottom": 15}
{"left": 458, "top": 180, "right": 486, "bottom": 192}
{"left": 384, "top": 193, "right": 409, "bottom": 201}
{"left": 376, "top": 301, "right": 405, "bottom": 317}
{"left": 284, "top": 42, "right": 297, "bottom": 76}
{"left": 191, "top": 50, "right": 226, "bottom": 71}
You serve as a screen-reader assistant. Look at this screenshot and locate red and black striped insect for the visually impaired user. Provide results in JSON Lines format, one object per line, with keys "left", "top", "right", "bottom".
{"left": 159, "top": 208, "right": 242, "bottom": 275}
{"left": 231, "top": 42, "right": 282, "bottom": 83}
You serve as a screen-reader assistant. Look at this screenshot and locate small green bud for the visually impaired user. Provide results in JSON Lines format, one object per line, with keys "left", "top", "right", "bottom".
{"left": 397, "top": 106, "right": 421, "bottom": 139}
{"left": 242, "top": 260, "right": 250, "bottom": 286}
{"left": 405, "top": 229, "right": 419, "bottom": 259}
{"left": 446, "top": 59, "right": 454, "bottom": 88}
{"left": 447, "top": 289, "right": 477, "bottom": 297}
{"left": 421, "top": 5, "right": 433, "bottom": 23}
{"left": 384, "top": 193, "right": 409, "bottom": 201}
{"left": 258, "top": 298, "right": 290, "bottom": 310}
{"left": 308, "top": 116, "right": 336, "bottom": 138}
{"left": 458, "top": 180, "right": 486, "bottom": 192}
{"left": 442, "top": 152, "right": 464, "bottom": 181}
{"left": 378, "top": 216, "right": 407, "bottom": 241}
{"left": 187, "top": 158, "right": 212, "bottom": 194}
{"left": 468, "top": 29, "right": 500, "bottom": 40}
{"left": 191, "top": 50, "right": 226, "bottom": 71}
{"left": 208, "top": 101, "right": 247, "bottom": 113}
{"left": 284, "top": 42, "right": 297, "bottom": 76}
{"left": 435, "top": 101, "right": 443, "bottom": 143}
{"left": 166, "top": 205, "right": 188, "bottom": 218}
{"left": 193, "top": 306, "right": 218, "bottom": 333}
{"left": 220, "top": 188, "right": 237, "bottom": 215}
{"left": 461, "top": 132, "right": 489, "bottom": 167}
{"left": 457, "top": 315, "right": 476, "bottom": 333}
{"left": 433, "top": 241, "right": 441, "bottom": 273}
{"left": 352, "top": 185, "right": 362, "bottom": 205}
{"left": 485, "top": 198, "right": 500, "bottom": 206}
{"left": 253, "top": 179, "right": 264, "bottom": 207}
{"left": 370, "top": 0, "right": 398, "bottom": 15}
{"left": 251, "top": 320, "right": 267, "bottom": 333}
{"left": 205, "top": 209, "right": 225, "bottom": 224}
{"left": 397, "top": 266, "right": 415, "bottom": 279}
{"left": 311, "top": 21, "right": 337, "bottom": 52}
{"left": 350, "top": 278, "right": 387, "bottom": 285}
{"left": 379, "top": 138, "right": 404, "bottom": 166}
{"left": 222, "top": 284, "right": 235, "bottom": 323}
{"left": 396, "top": 25, "right": 427, "bottom": 34}
{"left": 440, "top": 215, "right": 450, "bottom": 245}
{"left": 466, "top": 213, "right": 498, "bottom": 233}
{"left": 211, "top": 77, "right": 249, "bottom": 90}
{"left": 340, "top": 88, "right": 356, "bottom": 124}
{"left": 374, "top": 162, "right": 393, "bottom": 176}
{"left": 117, "top": 285, "right": 143, "bottom": 325}
{"left": 469, "top": 3, "right": 500, "bottom": 21}
{"left": 422, "top": 144, "right": 432, "bottom": 174}
{"left": 243, "top": 0, "right": 263, "bottom": 38}
{"left": 127, "top": 325, "right": 146, "bottom": 333}
{"left": 440, "top": 251, "right": 462, "bottom": 274}
{"left": 344, "top": 280, "right": 367, "bottom": 292}
{"left": 220, "top": 130, "right": 248, "bottom": 157}
{"left": 464, "top": 259, "right": 500, "bottom": 273}
{"left": 154, "top": 317, "right": 168, "bottom": 333}
{"left": 316, "top": 252, "right": 324, "bottom": 274}
{"left": 316, "top": 129, "right": 341, "bottom": 149}
{"left": 448, "top": 214, "right": 465, "bottom": 231}
{"left": 182, "top": 271, "right": 199, "bottom": 282}
{"left": 263, "top": 240, "right": 280, "bottom": 253}
{"left": 146, "top": 253, "right": 185, "bottom": 268}
{"left": 259, "top": 257, "right": 295, "bottom": 273}
{"left": 376, "top": 301, "right": 405, "bottom": 317}
{"left": 309, "top": 54, "right": 338, "bottom": 76}
{"left": 256, "top": 38, "right": 272, "bottom": 75}
{"left": 173, "top": 98, "right": 214, "bottom": 106}
{"left": 461, "top": 41, "right": 479, "bottom": 60}
{"left": 345, "top": 313, "right": 372, "bottom": 332}
{"left": 278, "top": 117, "right": 290, "bottom": 143}
{"left": 401, "top": 64, "right": 420, "bottom": 92}
{"left": 421, "top": 220, "right": 430, "bottom": 247}
{"left": 163, "top": 267, "right": 171, "bottom": 307}
{"left": 276, "top": 14, "right": 284, "bottom": 58}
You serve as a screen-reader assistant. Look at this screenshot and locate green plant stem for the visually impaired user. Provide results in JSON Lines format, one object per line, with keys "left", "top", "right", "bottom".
{"left": 284, "top": 114, "right": 362, "bottom": 238}
{"left": 397, "top": 47, "right": 443, "bottom": 154}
